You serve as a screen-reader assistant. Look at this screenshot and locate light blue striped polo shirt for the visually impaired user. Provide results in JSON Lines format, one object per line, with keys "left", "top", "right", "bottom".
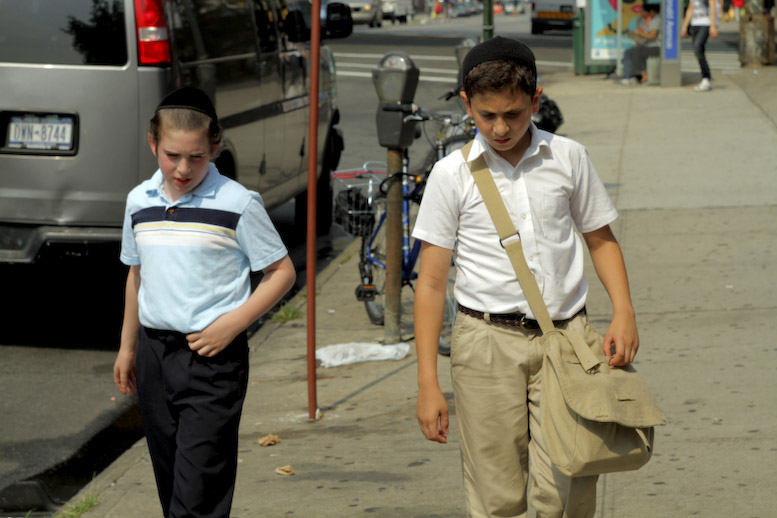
{"left": 120, "top": 163, "right": 288, "bottom": 333}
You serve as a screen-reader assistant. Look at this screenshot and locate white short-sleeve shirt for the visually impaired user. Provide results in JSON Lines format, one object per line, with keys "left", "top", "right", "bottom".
{"left": 120, "top": 164, "right": 288, "bottom": 333}
{"left": 412, "top": 126, "right": 617, "bottom": 320}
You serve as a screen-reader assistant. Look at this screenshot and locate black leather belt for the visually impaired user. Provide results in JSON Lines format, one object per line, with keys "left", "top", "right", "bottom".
{"left": 457, "top": 304, "right": 584, "bottom": 332}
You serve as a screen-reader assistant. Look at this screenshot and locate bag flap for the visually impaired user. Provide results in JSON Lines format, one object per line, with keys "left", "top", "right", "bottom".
{"left": 543, "top": 329, "right": 666, "bottom": 428}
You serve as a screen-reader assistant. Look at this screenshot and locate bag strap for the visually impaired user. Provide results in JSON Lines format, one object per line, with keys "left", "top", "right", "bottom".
{"left": 461, "top": 141, "right": 555, "bottom": 334}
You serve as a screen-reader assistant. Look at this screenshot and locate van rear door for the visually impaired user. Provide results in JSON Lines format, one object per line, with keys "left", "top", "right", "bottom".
{"left": 166, "top": 0, "right": 267, "bottom": 193}
{"left": 0, "top": 0, "right": 149, "bottom": 262}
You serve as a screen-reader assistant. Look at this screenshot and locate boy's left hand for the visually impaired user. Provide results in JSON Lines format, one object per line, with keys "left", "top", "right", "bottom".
{"left": 186, "top": 314, "right": 240, "bottom": 357}
{"left": 602, "top": 313, "right": 639, "bottom": 367}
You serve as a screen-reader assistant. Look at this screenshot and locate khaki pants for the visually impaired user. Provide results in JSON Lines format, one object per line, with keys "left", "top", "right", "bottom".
{"left": 451, "top": 312, "right": 598, "bottom": 518}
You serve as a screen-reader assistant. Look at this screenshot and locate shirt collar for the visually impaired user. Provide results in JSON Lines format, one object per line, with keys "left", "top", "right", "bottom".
{"left": 465, "top": 124, "right": 552, "bottom": 171}
{"left": 146, "top": 163, "right": 220, "bottom": 204}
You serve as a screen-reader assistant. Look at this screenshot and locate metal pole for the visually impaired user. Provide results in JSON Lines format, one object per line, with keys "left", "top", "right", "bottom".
{"left": 482, "top": 0, "right": 494, "bottom": 40}
{"left": 306, "top": 0, "right": 322, "bottom": 421}
{"left": 384, "top": 148, "right": 403, "bottom": 345}
{"left": 615, "top": 0, "right": 623, "bottom": 77}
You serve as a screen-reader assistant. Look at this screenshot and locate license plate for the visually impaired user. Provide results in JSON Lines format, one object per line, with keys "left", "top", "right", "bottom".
{"left": 560, "top": 5, "right": 573, "bottom": 11}
{"left": 7, "top": 115, "right": 75, "bottom": 151}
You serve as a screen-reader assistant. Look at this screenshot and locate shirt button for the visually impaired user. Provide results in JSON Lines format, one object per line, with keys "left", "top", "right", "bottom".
{"left": 521, "top": 213, "right": 527, "bottom": 220}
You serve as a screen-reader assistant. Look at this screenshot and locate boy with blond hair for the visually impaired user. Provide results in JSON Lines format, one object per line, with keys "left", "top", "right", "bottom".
{"left": 113, "top": 86, "right": 295, "bottom": 518}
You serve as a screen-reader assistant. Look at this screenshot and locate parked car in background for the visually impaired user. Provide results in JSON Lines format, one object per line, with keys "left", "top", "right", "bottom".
{"left": 504, "top": 0, "right": 527, "bottom": 14}
{"left": 347, "top": 0, "right": 383, "bottom": 26}
{"left": 319, "top": 0, "right": 355, "bottom": 37}
{"left": 0, "top": 0, "right": 352, "bottom": 264}
{"left": 466, "top": 1, "right": 482, "bottom": 15}
{"left": 531, "top": 0, "right": 575, "bottom": 33}
{"left": 381, "top": 0, "right": 412, "bottom": 23}
{"left": 451, "top": 1, "right": 472, "bottom": 17}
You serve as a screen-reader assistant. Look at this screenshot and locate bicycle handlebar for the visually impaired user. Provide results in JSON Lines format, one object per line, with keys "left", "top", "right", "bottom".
{"left": 382, "top": 102, "right": 420, "bottom": 114}
{"left": 381, "top": 100, "right": 472, "bottom": 132}
{"left": 439, "top": 86, "right": 462, "bottom": 102}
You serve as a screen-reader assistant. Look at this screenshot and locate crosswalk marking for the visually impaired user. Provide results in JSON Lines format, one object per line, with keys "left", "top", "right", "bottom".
{"left": 337, "top": 69, "right": 459, "bottom": 83}
{"left": 334, "top": 42, "right": 741, "bottom": 84}
{"left": 337, "top": 61, "right": 460, "bottom": 74}
{"left": 680, "top": 41, "right": 741, "bottom": 72}
{"left": 335, "top": 52, "right": 457, "bottom": 61}
{"left": 334, "top": 51, "right": 574, "bottom": 84}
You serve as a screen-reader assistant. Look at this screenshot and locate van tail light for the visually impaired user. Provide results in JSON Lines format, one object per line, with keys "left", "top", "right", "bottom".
{"left": 134, "top": 0, "right": 171, "bottom": 65}
{"left": 531, "top": 2, "right": 536, "bottom": 11}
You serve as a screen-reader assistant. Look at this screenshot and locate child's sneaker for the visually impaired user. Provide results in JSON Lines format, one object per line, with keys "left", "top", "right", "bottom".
{"left": 620, "top": 77, "right": 638, "bottom": 86}
{"left": 694, "top": 78, "right": 712, "bottom": 92}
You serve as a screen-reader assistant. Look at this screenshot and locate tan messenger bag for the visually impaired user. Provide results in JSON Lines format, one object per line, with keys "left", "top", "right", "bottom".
{"left": 462, "top": 143, "right": 666, "bottom": 477}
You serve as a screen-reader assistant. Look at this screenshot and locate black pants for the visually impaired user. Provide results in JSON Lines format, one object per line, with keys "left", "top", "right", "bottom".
{"left": 137, "top": 327, "right": 249, "bottom": 518}
{"left": 690, "top": 25, "right": 712, "bottom": 80}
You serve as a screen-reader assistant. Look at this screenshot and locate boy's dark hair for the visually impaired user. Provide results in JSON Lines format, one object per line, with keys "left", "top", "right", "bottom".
{"left": 149, "top": 86, "right": 222, "bottom": 147}
{"left": 463, "top": 60, "right": 537, "bottom": 101}
{"left": 461, "top": 36, "right": 537, "bottom": 100}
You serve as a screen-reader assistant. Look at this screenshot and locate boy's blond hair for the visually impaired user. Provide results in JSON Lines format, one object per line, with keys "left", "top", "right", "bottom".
{"left": 149, "top": 108, "right": 222, "bottom": 148}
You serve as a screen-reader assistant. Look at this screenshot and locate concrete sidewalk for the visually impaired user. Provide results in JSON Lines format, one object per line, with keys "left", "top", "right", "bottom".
{"left": 70, "top": 42, "right": 777, "bottom": 518}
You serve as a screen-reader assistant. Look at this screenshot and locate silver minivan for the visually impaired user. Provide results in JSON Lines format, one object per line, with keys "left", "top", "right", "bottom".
{"left": 0, "top": 0, "right": 352, "bottom": 263}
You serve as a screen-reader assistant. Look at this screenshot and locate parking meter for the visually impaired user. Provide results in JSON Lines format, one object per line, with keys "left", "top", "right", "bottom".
{"left": 455, "top": 38, "right": 478, "bottom": 72}
{"left": 372, "top": 51, "right": 419, "bottom": 149}
{"left": 371, "top": 51, "right": 419, "bottom": 344}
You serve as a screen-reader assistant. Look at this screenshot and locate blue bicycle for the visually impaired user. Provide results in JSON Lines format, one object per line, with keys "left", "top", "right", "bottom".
{"left": 332, "top": 104, "right": 475, "bottom": 354}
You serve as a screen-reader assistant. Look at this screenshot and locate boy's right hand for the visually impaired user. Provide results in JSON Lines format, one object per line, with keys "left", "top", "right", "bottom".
{"left": 113, "top": 348, "right": 137, "bottom": 396}
{"left": 417, "top": 386, "right": 449, "bottom": 444}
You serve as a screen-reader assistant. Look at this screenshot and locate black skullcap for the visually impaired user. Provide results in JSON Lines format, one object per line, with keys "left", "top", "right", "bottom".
{"left": 156, "top": 86, "right": 218, "bottom": 123}
{"left": 461, "top": 36, "right": 536, "bottom": 86}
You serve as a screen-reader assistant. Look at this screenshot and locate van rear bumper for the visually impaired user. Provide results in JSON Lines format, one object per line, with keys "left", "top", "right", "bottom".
{"left": 0, "top": 224, "right": 122, "bottom": 263}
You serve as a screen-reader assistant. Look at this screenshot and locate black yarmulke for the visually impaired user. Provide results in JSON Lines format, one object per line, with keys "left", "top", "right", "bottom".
{"left": 156, "top": 86, "right": 218, "bottom": 123}
{"left": 461, "top": 36, "right": 536, "bottom": 86}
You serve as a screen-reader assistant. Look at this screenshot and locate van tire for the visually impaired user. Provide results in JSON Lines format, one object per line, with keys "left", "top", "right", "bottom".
{"left": 531, "top": 21, "right": 543, "bottom": 34}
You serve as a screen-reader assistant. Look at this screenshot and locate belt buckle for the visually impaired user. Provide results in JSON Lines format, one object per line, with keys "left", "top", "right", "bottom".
{"left": 518, "top": 315, "right": 539, "bottom": 332}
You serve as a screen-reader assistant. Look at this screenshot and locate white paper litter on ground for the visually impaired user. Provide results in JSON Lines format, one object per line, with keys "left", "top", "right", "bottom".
{"left": 315, "top": 342, "right": 410, "bottom": 368}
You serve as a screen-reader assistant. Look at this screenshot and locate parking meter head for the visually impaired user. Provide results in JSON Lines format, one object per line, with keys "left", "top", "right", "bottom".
{"left": 372, "top": 51, "right": 419, "bottom": 103}
{"left": 455, "top": 38, "right": 479, "bottom": 72}
{"left": 373, "top": 51, "right": 419, "bottom": 148}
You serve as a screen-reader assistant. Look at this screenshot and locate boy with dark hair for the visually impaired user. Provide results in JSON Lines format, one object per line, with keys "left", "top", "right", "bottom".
{"left": 413, "top": 37, "right": 639, "bottom": 517}
{"left": 113, "top": 86, "right": 296, "bottom": 518}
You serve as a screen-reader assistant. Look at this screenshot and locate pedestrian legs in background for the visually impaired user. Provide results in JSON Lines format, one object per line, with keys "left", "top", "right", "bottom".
{"left": 635, "top": 46, "right": 660, "bottom": 84}
{"left": 620, "top": 47, "right": 640, "bottom": 85}
{"left": 694, "top": 78, "right": 712, "bottom": 91}
{"left": 690, "top": 25, "right": 712, "bottom": 91}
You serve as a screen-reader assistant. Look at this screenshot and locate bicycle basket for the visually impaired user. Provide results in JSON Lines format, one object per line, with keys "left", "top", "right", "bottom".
{"left": 331, "top": 165, "right": 387, "bottom": 236}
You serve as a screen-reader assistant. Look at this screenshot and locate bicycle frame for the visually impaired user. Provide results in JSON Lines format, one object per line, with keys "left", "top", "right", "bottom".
{"left": 362, "top": 151, "right": 423, "bottom": 286}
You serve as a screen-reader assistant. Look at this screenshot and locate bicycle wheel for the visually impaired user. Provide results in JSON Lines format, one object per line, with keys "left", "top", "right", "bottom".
{"left": 421, "top": 134, "right": 473, "bottom": 175}
{"left": 361, "top": 200, "right": 387, "bottom": 326}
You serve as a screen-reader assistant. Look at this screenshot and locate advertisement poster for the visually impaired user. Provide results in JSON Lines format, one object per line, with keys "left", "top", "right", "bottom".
{"left": 585, "top": 0, "right": 648, "bottom": 64}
